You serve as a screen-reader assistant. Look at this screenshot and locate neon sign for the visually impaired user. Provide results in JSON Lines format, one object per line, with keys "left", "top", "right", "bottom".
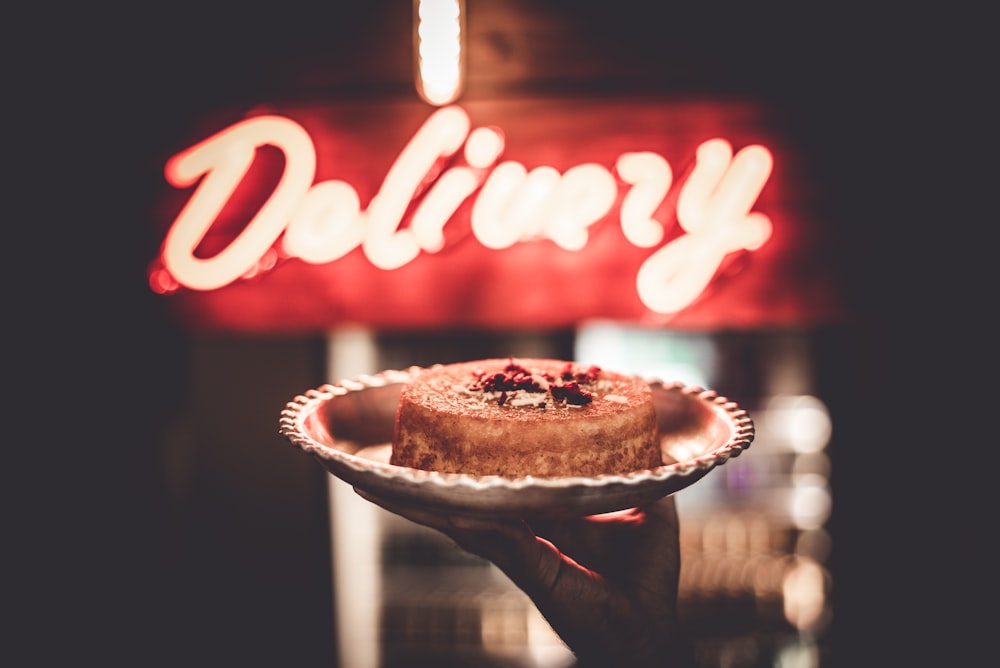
{"left": 153, "top": 104, "right": 773, "bottom": 319}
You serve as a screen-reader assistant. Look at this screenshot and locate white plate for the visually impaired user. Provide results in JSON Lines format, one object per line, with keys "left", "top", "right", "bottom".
{"left": 279, "top": 367, "right": 754, "bottom": 518}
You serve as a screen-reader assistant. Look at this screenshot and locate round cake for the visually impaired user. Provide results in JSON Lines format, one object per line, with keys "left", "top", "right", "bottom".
{"left": 390, "top": 358, "right": 662, "bottom": 477}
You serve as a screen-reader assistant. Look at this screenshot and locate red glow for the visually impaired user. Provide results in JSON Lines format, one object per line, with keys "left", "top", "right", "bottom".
{"left": 151, "top": 99, "right": 844, "bottom": 333}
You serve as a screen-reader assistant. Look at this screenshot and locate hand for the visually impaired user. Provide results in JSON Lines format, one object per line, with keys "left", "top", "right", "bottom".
{"left": 355, "top": 489, "right": 695, "bottom": 667}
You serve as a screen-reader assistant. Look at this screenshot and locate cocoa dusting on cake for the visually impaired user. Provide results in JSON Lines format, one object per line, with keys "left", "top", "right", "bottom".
{"left": 464, "top": 359, "right": 597, "bottom": 407}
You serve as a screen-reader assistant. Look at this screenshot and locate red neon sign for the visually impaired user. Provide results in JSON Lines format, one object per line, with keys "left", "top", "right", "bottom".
{"left": 150, "top": 99, "right": 842, "bottom": 332}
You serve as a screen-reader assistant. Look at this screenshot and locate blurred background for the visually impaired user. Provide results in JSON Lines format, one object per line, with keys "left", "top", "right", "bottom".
{"left": 14, "top": 1, "right": 990, "bottom": 667}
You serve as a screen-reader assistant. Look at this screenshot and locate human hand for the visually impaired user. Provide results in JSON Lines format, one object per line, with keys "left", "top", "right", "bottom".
{"left": 355, "top": 490, "right": 695, "bottom": 667}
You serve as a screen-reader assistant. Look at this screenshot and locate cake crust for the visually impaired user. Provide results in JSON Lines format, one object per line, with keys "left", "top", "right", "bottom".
{"left": 390, "top": 358, "right": 662, "bottom": 477}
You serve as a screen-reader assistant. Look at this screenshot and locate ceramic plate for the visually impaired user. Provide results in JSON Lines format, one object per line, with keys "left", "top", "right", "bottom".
{"left": 279, "top": 367, "right": 754, "bottom": 518}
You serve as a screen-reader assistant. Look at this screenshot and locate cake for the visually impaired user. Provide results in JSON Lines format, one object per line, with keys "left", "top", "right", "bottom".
{"left": 390, "top": 358, "right": 662, "bottom": 477}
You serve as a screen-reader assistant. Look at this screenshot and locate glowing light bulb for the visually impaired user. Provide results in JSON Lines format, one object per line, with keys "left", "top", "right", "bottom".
{"left": 414, "top": 0, "right": 465, "bottom": 105}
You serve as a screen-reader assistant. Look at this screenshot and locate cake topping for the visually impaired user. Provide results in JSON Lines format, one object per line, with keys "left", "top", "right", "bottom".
{"left": 465, "top": 359, "right": 598, "bottom": 407}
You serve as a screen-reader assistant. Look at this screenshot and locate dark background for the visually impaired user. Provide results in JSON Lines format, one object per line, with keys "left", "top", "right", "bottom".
{"left": 13, "top": 1, "right": 990, "bottom": 665}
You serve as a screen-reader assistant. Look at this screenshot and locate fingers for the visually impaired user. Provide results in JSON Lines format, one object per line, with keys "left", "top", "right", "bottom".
{"left": 353, "top": 486, "right": 680, "bottom": 595}
{"left": 526, "top": 500, "right": 670, "bottom": 574}
{"left": 526, "top": 513, "right": 629, "bottom": 573}
{"left": 352, "top": 488, "right": 542, "bottom": 572}
{"left": 353, "top": 488, "right": 577, "bottom": 600}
